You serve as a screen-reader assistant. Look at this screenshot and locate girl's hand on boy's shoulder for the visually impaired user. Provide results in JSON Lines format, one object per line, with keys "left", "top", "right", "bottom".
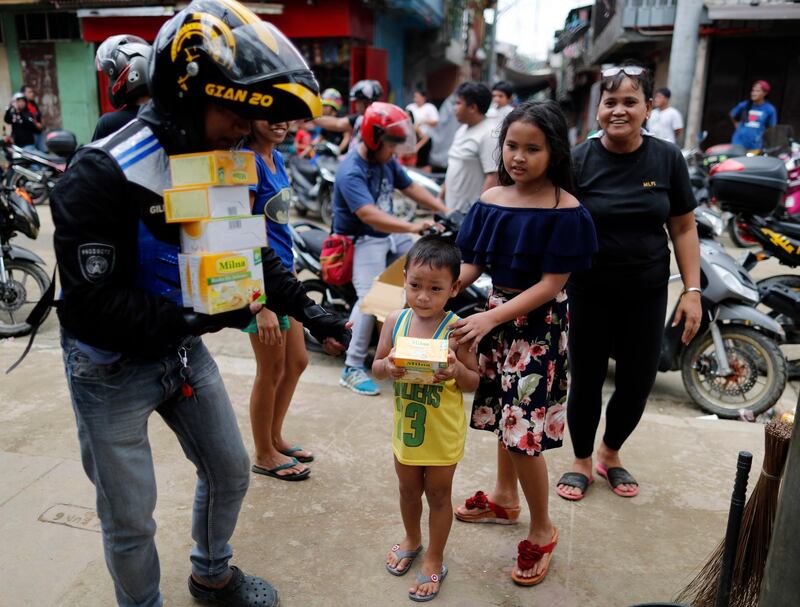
{"left": 384, "top": 348, "right": 407, "bottom": 379}
{"left": 432, "top": 349, "right": 458, "bottom": 383}
{"left": 452, "top": 311, "right": 498, "bottom": 353}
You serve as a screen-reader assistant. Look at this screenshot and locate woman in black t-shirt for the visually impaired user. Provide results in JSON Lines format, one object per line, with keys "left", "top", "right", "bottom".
{"left": 556, "top": 66, "right": 702, "bottom": 501}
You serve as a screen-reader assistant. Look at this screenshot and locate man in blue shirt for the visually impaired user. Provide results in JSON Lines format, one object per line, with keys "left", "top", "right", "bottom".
{"left": 333, "top": 102, "right": 448, "bottom": 395}
{"left": 730, "top": 80, "right": 778, "bottom": 151}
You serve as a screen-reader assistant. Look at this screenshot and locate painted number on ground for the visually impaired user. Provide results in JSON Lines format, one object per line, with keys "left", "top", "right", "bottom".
{"left": 39, "top": 504, "right": 101, "bottom": 533}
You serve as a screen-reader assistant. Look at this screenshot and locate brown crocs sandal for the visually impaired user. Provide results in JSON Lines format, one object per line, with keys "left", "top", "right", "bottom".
{"left": 511, "top": 527, "right": 558, "bottom": 587}
{"left": 454, "top": 490, "right": 520, "bottom": 525}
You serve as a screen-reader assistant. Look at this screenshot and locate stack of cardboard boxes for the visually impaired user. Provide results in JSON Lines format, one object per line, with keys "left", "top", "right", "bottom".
{"left": 165, "top": 150, "right": 267, "bottom": 314}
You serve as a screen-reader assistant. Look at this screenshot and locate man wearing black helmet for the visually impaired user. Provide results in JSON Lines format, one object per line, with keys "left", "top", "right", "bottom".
{"left": 92, "top": 35, "right": 153, "bottom": 141}
{"left": 313, "top": 78, "right": 382, "bottom": 151}
{"left": 50, "top": 1, "right": 350, "bottom": 606}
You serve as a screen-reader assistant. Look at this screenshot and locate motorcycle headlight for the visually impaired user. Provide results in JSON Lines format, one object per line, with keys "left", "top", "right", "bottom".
{"left": 712, "top": 264, "right": 760, "bottom": 304}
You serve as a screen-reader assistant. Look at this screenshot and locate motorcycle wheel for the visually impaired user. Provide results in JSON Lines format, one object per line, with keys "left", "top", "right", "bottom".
{"left": 301, "top": 279, "right": 351, "bottom": 353}
{"left": 320, "top": 188, "right": 333, "bottom": 226}
{"left": 727, "top": 215, "right": 757, "bottom": 248}
{"left": 681, "top": 325, "right": 787, "bottom": 419}
{"left": 0, "top": 259, "right": 51, "bottom": 338}
{"left": 8, "top": 170, "right": 51, "bottom": 206}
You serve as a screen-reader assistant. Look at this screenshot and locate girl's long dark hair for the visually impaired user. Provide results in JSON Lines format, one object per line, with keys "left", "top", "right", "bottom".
{"left": 496, "top": 100, "right": 575, "bottom": 196}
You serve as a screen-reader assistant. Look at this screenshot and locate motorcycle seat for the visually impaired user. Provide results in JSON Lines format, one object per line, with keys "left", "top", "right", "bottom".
{"left": 297, "top": 227, "right": 327, "bottom": 258}
{"left": 26, "top": 149, "right": 66, "bottom": 164}
{"left": 290, "top": 157, "right": 320, "bottom": 181}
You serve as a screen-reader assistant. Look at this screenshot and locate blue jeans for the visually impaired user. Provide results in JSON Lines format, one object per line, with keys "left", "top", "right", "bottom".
{"left": 61, "top": 332, "right": 250, "bottom": 607}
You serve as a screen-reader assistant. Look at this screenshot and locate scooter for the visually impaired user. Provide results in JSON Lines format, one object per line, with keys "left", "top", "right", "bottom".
{"left": 657, "top": 206, "right": 787, "bottom": 419}
{"left": 0, "top": 183, "right": 51, "bottom": 337}
{"left": 288, "top": 141, "right": 339, "bottom": 225}
{"left": 3, "top": 130, "right": 76, "bottom": 206}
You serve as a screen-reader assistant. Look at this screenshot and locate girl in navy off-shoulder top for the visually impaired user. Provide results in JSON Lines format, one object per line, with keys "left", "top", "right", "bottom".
{"left": 451, "top": 101, "right": 597, "bottom": 588}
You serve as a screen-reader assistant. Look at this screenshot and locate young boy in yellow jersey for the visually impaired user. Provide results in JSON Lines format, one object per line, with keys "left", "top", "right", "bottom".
{"left": 373, "top": 235, "right": 480, "bottom": 602}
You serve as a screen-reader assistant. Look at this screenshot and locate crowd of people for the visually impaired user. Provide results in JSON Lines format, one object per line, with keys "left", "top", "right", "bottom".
{"left": 33, "top": 0, "right": 787, "bottom": 604}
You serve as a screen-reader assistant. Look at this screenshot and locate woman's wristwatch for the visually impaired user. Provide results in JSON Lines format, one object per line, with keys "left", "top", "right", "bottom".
{"left": 682, "top": 287, "right": 702, "bottom": 297}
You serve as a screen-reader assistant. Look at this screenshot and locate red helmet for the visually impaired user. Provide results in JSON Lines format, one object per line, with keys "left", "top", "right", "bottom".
{"left": 361, "top": 102, "right": 416, "bottom": 154}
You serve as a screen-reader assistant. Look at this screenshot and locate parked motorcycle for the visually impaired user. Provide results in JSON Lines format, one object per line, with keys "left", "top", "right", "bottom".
{"left": 3, "top": 130, "right": 76, "bottom": 206}
{"left": 0, "top": 184, "right": 51, "bottom": 337}
{"left": 657, "top": 205, "right": 787, "bottom": 418}
{"left": 714, "top": 155, "right": 800, "bottom": 380}
{"left": 288, "top": 141, "right": 339, "bottom": 225}
{"left": 290, "top": 211, "right": 490, "bottom": 351}
{"left": 722, "top": 146, "right": 800, "bottom": 247}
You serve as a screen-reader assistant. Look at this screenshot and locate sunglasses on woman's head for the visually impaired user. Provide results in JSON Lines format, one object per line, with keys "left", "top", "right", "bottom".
{"left": 601, "top": 66, "right": 647, "bottom": 78}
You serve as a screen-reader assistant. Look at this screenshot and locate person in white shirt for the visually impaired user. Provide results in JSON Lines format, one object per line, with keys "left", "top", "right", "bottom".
{"left": 648, "top": 87, "right": 684, "bottom": 145}
{"left": 405, "top": 88, "right": 439, "bottom": 168}
{"left": 487, "top": 80, "right": 514, "bottom": 121}
{"left": 440, "top": 82, "right": 499, "bottom": 213}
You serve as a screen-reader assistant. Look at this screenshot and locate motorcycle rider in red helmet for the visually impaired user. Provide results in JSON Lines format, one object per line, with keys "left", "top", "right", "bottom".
{"left": 332, "top": 102, "right": 449, "bottom": 396}
{"left": 49, "top": 1, "right": 350, "bottom": 605}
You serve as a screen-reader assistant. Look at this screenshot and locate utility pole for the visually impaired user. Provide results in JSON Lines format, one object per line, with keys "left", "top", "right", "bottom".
{"left": 487, "top": 2, "right": 499, "bottom": 86}
{"left": 666, "top": 0, "right": 704, "bottom": 147}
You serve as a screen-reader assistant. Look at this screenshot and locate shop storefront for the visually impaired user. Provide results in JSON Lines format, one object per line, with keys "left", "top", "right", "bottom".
{"left": 79, "top": 0, "right": 386, "bottom": 117}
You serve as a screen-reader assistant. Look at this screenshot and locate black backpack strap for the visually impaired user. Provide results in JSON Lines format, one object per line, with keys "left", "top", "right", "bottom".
{"left": 6, "top": 268, "right": 56, "bottom": 373}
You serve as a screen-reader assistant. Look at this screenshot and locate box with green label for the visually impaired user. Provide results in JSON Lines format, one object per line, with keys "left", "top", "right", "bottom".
{"left": 394, "top": 336, "right": 450, "bottom": 384}
{"left": 169, "top": 150, "right": 258, "bottom": 187}
{"left": 183, "top": 248, "right": 266, "bottom": 315}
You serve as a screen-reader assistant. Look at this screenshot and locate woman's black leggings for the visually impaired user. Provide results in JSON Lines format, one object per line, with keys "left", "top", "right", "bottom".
{"left": 566, "top": 284, "right": 668, "bottom": 459}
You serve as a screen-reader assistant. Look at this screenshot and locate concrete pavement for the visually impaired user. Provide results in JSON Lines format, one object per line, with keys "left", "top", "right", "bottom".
{"left": 0, "top": 313, "right": 773, "bottom": 607}
{"left": 0, "top": 206, "right": 793, "bottom": 606}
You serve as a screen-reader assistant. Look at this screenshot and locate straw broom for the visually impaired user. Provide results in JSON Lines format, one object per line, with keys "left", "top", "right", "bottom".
{"left": 675, "top": 420, "right": 793, "bottom": 607}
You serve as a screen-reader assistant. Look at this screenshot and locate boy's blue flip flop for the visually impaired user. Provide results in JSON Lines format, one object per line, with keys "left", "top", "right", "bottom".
{"left": 386, "top": 544, "right": 423, "bottom": 576}
{"left": 409, "top": 564, "right": 448, "bottom": 602}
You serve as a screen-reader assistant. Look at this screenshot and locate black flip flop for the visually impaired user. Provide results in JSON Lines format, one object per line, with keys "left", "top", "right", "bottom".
{"left": 251, "top": 458, "right": 310, "bottom": 481}
{"left": 188, "top": 566, "right": 279, "bottom": 606}
{"left": 556, "top": 472, "right": 594, "bottom": 501}
{"left": 596, "top": 464, "right": 639, "bottom": 497}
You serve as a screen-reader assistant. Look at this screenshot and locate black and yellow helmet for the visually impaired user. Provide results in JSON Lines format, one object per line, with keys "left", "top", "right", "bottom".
{"left": 150, "top": 0, "right": 321, "bottom": 122}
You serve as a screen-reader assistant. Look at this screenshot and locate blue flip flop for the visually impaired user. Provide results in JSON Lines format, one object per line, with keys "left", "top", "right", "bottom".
{"left": 386, "top": 544, "right": 423, "bottom": 576}
{"left": 409, "top": 564, "right": 448, "bottom": 602}
{"left": 251, "top": 458, "right": 310, "bottom": 481}
{"left": 278, "top": 445, "right": 314, "bottom": 463}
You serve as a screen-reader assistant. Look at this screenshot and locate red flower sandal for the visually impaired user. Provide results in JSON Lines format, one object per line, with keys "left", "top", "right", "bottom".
{"left": 511, "top": 526, "right": 558, "bottom": 586}
{"left": 454, "top": 490, "right": 520, "bottom": 525}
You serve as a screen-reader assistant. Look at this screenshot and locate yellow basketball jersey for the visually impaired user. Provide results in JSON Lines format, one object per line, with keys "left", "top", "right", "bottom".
{"left": 391, "top": 309, "right": 466, "bottom": 466}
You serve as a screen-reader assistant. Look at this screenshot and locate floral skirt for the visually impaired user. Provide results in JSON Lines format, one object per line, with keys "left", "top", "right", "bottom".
{"left": 470, "top": 287, "right": 569, "bottom": 456}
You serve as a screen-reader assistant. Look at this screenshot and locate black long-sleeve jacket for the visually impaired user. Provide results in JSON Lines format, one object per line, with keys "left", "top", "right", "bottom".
{"left": 4, "top": 106, "right": 40, "bottom": 147}
{"left": 51, "top": 105, "right": 327, "bottom": 358}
